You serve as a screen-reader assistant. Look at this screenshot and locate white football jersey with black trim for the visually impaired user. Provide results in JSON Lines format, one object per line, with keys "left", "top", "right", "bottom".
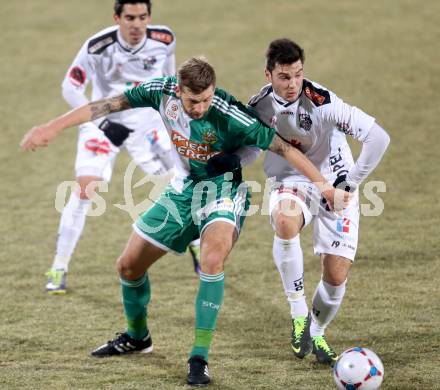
{"left": 61, "top": 24, "right": 176, "bottom": 131}
{"left": 248, "top": 79, "right": 376, "bottom": 183}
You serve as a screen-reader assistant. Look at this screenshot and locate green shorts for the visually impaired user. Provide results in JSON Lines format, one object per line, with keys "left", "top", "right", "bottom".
{"left": 133, "top": 177, "right": 251, "bottom": 254}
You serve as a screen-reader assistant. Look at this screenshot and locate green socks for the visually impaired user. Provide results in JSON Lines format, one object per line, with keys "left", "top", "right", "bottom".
{"left": 120, "top": 273, "right": 150, "bottom": 339}
{"left": 191, "top": 272, "right": 225, "bottom": 361}
{"left": 120, "top": 270, "right": 225, "bottom": 360}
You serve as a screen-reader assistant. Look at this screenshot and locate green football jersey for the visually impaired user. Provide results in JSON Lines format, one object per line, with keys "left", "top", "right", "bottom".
{"left": 125, "top": 76, "right": 276, "bottom": 185}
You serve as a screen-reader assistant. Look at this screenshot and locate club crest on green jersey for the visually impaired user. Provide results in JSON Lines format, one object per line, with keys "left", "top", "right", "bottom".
{"left": 202, "top": 129, "right": 218, "bottom": 144}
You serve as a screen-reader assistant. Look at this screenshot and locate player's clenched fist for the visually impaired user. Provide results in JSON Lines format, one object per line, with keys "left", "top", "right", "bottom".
{"left": 321, "top": 186, "right": 353, "bottom": 213}
{"left": 332, "top": 187, "right": 354, "bottom": 211}
{"left": 20, "top": 123, "right": 61, "bottom": 151}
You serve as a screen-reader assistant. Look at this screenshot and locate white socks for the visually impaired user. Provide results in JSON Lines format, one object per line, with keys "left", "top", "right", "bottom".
{"left": 52, "top": 193, "right": 91, "bottom": 271}
{"left": 310, "top": 279, "right": 346, "bottom": 337}
{"left": 190, "top": 238, "right": 200, "bottom": 247}
{"left": 273, "top": 235, "right": 308, "bottom": 318}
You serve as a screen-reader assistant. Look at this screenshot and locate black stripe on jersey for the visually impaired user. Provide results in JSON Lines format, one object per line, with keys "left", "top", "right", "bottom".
{"left": 302, "top": 79, "right": 331, "bottom": 106}
{"left": 248, "top": 85, "right": 273, "bottom": 107}
{"left": 147, "top": 28, "right": 174, "bottom": 45}
{"left": 273, "top": 96, "right": 298, "bottom": 108}
{"left": 88, "top": 30, "right": 117, "bottom": 55}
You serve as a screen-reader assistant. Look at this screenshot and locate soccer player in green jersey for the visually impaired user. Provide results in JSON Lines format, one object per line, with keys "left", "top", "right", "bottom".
{"left": 21, "top": 57, "right": 346, "bottom": 386}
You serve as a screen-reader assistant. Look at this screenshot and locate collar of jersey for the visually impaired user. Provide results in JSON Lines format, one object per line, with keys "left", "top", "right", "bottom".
{"left": 272, "top": 91, "right": 300, "bottom": 109}
{"left": 117, "top": 29, "right": 147, "bottom": 54}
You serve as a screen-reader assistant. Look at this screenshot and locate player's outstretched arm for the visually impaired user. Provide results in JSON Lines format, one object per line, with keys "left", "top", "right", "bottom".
{"left": 268, "top": 134, "right": 348, "bottom": 211}
{"left": 20, "top": 94, "right": 131, "bottom": 151}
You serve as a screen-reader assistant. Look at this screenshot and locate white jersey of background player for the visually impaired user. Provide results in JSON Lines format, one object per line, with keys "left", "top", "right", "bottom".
{"left": 46, "top": 1, "right": 188, "bottom": 294}
{"left": 249, "top": 39, "right": 390, "bottom": 365}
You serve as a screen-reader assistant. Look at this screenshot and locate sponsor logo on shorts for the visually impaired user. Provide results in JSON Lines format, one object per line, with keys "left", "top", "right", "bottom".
{"left": 171, "top": 130, "right": 217, "bottom": 162}
{"left": 278, "top": 185, "right": 303, "bottom": 201}
{"left": 146, "top": 129, "right": 159, "bottom": 145}
{"left": 276, "top": 185, "right": 313, "bottom": 208}
{"left": 197, "top": 198, "right": 235, "bottom": 221}
{"left": 336, "top": 217, "right": 350, "bottom": 233}
{"left": 341, "top": 243, "right": 356, "bottom": 251}
{"left": 84, "top": 138, "right": 111, "bottom": 154}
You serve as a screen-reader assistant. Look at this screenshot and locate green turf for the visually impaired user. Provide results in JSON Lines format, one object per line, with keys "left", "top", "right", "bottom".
{"left": 1, "top": 0, "right": 439, "bottom": 388}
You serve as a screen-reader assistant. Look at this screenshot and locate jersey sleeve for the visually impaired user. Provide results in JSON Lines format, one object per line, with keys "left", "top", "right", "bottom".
{"left": 346, "top": 122, "right": 390, "bottom": 185}
{"left": 226, "top": 101, "right": 276, "bottom": 150}
{"left": 163, "top": 36, "right": 176, "bottom": 76}
{"left": 321, "top": 92, "right": 376, "bottom": 142}
{"left": 61, "top": 41, "right": 94, "bottom": 108}
{"left": 124, "top": 78, "right": 165, "bottom": 111}
{"left": 163, "top": 53, "right": 176, "bottom": 76}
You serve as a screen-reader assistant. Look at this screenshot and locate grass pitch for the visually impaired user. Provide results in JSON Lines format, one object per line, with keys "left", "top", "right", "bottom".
{"left": 1, "top": 0, "right": 439, "bottom": 389}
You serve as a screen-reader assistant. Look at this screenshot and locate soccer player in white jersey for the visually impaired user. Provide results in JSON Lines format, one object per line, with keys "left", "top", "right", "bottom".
{"left": 21, "top": 57, "right": 345, "bottom": 386}
{"left": 45, "top": 0, "right": 201, "bottom": 294}
{"left": 248, "top": 39, "right": 390, "bottom": 365}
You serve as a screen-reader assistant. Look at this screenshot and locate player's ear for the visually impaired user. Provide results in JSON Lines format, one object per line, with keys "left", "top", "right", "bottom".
{"left": 175, "top": 85, "right": 181, "bottom": 97}
{"left": 265, "top": 69, "right": 272, "bottom": 83}
{"left": 113, "top": 14, "right": 120, "bottom": 24}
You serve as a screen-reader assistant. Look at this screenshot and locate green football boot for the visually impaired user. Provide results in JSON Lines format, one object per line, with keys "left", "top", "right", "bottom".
{"left": 291, "top": 314, "right": 312, "bottom": 358}
{"left": 312, "top": 335, "right": 338, "bottom": 366}
{"left": 45, "top": 269, "right": 67, "bottom": 295}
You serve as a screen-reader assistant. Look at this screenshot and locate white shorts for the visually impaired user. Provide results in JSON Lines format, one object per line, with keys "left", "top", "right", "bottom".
{"left": 75, "top": 110, "right": 171, "bottom": 182}
{"left": 269, "top": 182, "right": 359, "bottom": 261}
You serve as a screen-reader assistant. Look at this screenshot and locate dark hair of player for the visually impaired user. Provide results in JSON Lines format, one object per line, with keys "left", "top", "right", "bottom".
{"left": 177, "top": 57, "right": 217, "bottom": 94}
{"left": 265, "top": 38, "right": 305, "bottom": 72}
{"left": 114, "top": 0, "right": 152, "bottom": 16}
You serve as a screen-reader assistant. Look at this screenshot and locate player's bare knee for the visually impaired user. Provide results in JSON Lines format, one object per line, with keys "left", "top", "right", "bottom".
{"left": 322, "top": 255, "right": 351, "bottom": 285}
{"left": 76, "top": 180, "right": 92, "bottom": 200}
{"left": 322, "top": 266, "right": 349, "bottom": 286}
{"left": 275, "top": 213, "right": 300, "bottom": 239}
{"left": 201, "top": 245, "right": 228, "bottom": 274}
{"left": 77, "top": 190, "right": 92, "bottom": 200}
{"left": 116, "top": 255, "right": 138, "bottom": 280}
{"left": 76, "top": 176, "right": 100, "bottom": 199}
{"left": 323, "top": 274, "right": 346, "bottom": 286}
{"left": 116, "top": 255, "right": 127, "bottom": 275}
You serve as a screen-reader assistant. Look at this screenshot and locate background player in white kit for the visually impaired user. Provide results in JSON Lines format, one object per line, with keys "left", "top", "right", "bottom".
{"left": 46, "top": 0, "right": 200, "bottom": 294}
{"left": 249, "top": 39, "right": 390, "bottom": 365}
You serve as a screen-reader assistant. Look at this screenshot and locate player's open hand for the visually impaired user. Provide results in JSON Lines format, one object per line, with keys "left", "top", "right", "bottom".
{"left": 20, "top": 123, "right": 60, "bottom": 151}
